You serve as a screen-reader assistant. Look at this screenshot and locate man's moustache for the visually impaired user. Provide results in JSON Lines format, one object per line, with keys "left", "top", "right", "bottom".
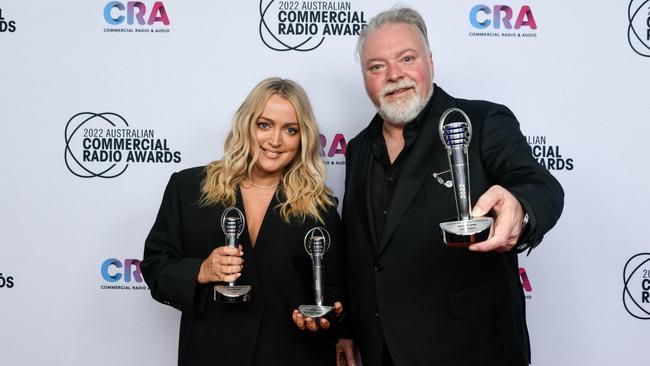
{"left": 382, "top": 82, "right": 416, "bottom": 96}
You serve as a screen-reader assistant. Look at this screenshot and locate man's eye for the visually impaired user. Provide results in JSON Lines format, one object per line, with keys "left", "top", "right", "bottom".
{"left": 403, "top": 56, "right": 414, "bottom": 62}
{"left": 369, "top": 64, "right": 383, "bottom": 71}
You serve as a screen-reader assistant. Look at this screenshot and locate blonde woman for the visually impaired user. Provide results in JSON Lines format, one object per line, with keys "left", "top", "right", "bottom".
{"left": 142, "top": 78, "right": 346, "bottom": 366}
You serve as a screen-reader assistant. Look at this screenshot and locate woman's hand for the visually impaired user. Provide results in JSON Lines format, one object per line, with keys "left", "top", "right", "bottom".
{"left": 197, "top": 245, "right": 244, "bottom": 284}
{"left": 292, "top": 301, "right": 344, "bottom": 332}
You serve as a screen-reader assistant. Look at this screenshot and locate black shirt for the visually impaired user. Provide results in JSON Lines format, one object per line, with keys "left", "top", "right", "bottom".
{"left": 368, "top": 89, "right": 436, "bottom": 244}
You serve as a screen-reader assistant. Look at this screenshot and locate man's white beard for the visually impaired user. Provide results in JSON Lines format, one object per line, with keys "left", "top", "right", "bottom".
{"left": 377, "top": 79, "right": 431, "bottom": 125}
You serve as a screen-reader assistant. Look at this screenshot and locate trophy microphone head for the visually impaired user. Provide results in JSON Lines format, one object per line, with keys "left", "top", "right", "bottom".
{"left": 439, "top": 108, "right": 472, "bottom": 150}
{"left": 442, "top": 122, "right": 470, "bottom": 148}
{"left": 223, "top": 218, "right": 239, "bottom": 235}
{"left": 308, "top": 236, "right": 325, "bottom": 256}
{"left": 220, "top": 207, "right": 245, "bottom": 238}
{"left": 304, "top": 227, "right": 331, "bottom": 258}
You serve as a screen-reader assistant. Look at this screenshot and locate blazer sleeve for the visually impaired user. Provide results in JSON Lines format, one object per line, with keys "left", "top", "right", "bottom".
{"left": 477, "top": 104, "right": 564, "bottom": 250}
{"left": 141, "top": 172, "right": 209, "bottom": 316}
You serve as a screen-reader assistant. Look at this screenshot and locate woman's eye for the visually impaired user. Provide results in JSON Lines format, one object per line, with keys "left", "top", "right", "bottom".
{"left": 287, "top": 127, "right": 299, "bottom": 135}
{"left": 257, "top": 122, "right": 269, "bottom": 129}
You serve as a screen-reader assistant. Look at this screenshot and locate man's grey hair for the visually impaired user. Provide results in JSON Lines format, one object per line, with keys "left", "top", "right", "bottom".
{"left": 356, "top": 6, "right": 430, "bottom": 60}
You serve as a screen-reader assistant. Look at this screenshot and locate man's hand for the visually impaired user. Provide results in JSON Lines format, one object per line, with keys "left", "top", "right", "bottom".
{"left": 468, "top": 185, "right": 525, "bottom": 253}
{"left": 336, "top": 338, "right": 356, "bottom": 366}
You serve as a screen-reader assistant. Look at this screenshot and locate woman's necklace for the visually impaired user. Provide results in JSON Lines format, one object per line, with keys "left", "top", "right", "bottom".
{"left": 247, "top": 179, "right": 279, "bottom": 189}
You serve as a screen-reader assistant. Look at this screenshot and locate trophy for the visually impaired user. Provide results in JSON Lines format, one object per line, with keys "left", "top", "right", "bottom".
{"left": 298, "top": 227, "right": 334, "bottom": 319}
{"left": 214, "top": 207, "right": 252, "bottom": 303}
{"left": 438, "top": 108, "right": 493, "bottom": 247}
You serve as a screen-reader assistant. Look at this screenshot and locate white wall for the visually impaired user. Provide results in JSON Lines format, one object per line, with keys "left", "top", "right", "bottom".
{"left": 1, "top": 1, "right": 648, "bottom": 365}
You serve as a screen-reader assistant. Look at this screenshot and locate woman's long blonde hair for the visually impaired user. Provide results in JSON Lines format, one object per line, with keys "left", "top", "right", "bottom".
{"left": 200, "top": 77, "right": 334, "bottom": 223}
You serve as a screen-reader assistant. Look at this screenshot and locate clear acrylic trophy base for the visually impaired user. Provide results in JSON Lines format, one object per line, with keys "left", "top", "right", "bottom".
{"left": 214, "top": 284, "right": 252, "bottom": 303}
{"left": 440, "top": 217, "right": 493, "bottom": 247}
{"left": 298, "top": 304, "right": 334, "bottom": 319}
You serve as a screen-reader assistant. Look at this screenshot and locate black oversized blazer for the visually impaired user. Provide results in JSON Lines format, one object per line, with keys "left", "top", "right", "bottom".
{"left": 342, "top": 86, "right": 564, "bottom": 366}
{"left": 141, "top": 166, "right": 346, "bottom": 366}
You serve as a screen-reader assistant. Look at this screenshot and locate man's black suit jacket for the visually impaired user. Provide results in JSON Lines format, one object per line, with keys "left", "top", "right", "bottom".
{"left": 342, "top": 85, "right": 564, "bottom": 366}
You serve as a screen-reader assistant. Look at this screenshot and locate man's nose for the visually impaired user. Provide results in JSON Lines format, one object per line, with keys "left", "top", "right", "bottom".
{"left": 386, "top": 62, "right": 404, "bottom": 82}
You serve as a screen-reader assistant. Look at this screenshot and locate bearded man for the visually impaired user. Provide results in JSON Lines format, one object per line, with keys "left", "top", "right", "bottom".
{"left": 337, "top": 6, "right": 564, "bottom": 366}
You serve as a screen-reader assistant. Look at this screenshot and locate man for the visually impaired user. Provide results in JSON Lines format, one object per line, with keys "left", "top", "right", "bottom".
{"left": 337, "top": 6, "right": 564, "bottom": 366}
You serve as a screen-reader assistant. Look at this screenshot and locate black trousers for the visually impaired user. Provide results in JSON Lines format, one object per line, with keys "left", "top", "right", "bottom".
{"left": 381, "top": 343, "right": 395, "bottom": 366}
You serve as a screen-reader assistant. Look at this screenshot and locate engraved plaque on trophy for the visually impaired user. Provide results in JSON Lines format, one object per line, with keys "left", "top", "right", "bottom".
{"left": 438, "top": 108, "right": 493, "bottom": 247}
{"left": 298, "top": 227, "right": 334, "bottom": 319}
{"left": 214, "top": 207, "right": 252, "bottom": 303}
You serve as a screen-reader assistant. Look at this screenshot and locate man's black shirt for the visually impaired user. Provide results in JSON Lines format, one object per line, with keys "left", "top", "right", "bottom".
{"left": 368, "top": 91, "right": 435, "bottom": 246}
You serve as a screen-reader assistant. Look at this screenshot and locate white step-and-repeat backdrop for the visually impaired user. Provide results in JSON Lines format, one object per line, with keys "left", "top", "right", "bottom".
{"left": 1, "top": 1, "right": 648, "bottom": 365}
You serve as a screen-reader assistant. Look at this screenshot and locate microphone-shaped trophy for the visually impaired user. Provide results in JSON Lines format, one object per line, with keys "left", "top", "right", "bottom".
{"left": 438, "top": 108, "right": 493, "bottom": 247}
{"left": 298, "top": 227, "right": 333, "bottom": 319}
{"left": 214, "top": 207, "right": 252, "bottom": 303}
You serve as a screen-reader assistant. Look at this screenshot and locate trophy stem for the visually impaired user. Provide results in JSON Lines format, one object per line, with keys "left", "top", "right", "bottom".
{"left": 225, "top": 230, "right": 237, "bottom": 287}
{"left": 448, "top": 147, "right": 471, "bottom": 221}
{"left": 312, "top": 256, "right": 323, "bottom": 306}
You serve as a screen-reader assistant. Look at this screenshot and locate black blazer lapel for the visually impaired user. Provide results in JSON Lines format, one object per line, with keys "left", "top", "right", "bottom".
{"left": 377, "top": 87, "right": 457, "bottom": 255}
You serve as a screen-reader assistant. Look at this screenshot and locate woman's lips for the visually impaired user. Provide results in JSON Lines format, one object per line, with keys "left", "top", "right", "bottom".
{"left": 261, "top": 147, "right": 281, "bottom": 158}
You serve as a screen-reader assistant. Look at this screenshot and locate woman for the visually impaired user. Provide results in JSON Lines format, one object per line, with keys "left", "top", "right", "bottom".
{"left": 141, "top": 78, "right": 346, "bottom": 365}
